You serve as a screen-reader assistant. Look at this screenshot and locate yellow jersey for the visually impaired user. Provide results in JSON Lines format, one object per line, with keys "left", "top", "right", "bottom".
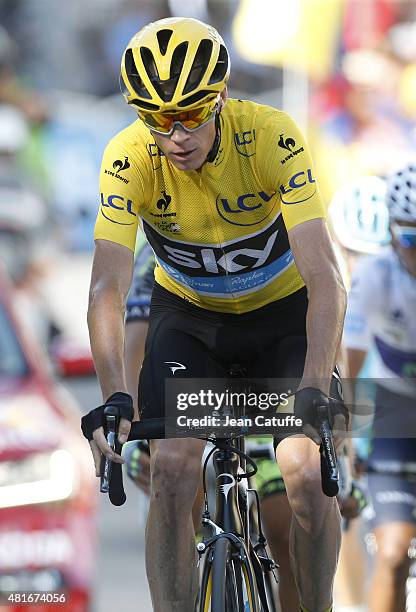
{"left": 95, "top": 99, "right": 325, "bottom": 314}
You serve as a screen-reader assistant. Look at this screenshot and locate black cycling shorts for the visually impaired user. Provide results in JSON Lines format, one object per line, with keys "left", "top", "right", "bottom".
{"left": 369, "top": 385, "right": 416, "bottom": 454}
{"left": 138, "top": 282, "right": 340, "bottom": 445}
{"left": 367, "top": 473, "right": 416, "bottom": 528}
{"left": 365, "top": 387, "right": 416, "bottom": 528}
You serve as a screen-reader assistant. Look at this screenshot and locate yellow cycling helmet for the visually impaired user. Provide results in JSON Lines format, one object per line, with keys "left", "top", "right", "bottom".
{"left": 120, "top": 17, "right": 230, "bottom": 113}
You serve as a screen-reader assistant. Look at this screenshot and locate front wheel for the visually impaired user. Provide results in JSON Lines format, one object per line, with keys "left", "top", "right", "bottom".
{"left": 262, "top": 569, "right": 278, "bottom": 612}
{"left": 203, "top": 537, "right": 258, "bottom": 612}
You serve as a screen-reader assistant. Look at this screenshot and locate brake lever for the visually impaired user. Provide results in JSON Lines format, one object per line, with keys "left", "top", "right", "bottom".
{"left": 317, "top": 404, "right": 339, "bottom": 497}
{"left": 100, "top": 412, "right": 116, "bottom": 493}
{"left": 100, "top": 405, "right": 127, "bottom": 506}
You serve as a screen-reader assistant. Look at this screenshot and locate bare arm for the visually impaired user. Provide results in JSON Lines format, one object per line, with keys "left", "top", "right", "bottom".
{"left": 288, "top": 217, "right": 347, "bottom": 395}
{"left": 86, "top": 239, "right": 135, "bottom": 472}
{"left": 87, "top": 239, "right": 134, "bottom": 400}
{"left": 125, "top": 321, "right": 149, "bottom": 415}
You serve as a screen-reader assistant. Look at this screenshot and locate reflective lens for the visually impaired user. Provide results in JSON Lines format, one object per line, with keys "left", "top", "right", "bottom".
{"left": 392, "top": 223, "right": 416, "bottom": 248}
{"left": 138, "top": 102, "right": 218, "bottom": 135}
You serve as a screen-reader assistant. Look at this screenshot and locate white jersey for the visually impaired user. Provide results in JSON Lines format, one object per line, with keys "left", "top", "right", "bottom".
{"left": 344, "top": 248, "right": 416, "bottom": 398}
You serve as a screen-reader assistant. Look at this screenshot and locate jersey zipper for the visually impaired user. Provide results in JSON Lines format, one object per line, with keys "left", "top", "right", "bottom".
{"left": 198, "top": 173, "right": 240, "bottom": 314}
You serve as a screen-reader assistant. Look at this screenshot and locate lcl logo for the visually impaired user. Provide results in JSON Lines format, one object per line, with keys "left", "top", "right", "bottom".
{"left": 234, "top": 130, "right": 256, "bottom": 157}
{"left": 279, "top": 169, "right": 317, "bottom": 205}
{"left": 216, "top": 191, "right": 276, "bottom": 226}
{"left": 279, "top": 169, "right": 316, "bottom": 194}
{"left": 100, "top": 193, "right": 136, "bottom": 225}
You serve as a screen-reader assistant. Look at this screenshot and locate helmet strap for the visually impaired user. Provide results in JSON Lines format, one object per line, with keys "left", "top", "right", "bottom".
{"left": 205, "top": 111, "right": 221, "bottom": 163}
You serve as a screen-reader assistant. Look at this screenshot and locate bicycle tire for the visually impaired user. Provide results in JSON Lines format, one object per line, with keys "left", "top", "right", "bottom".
{"left": 262, "top": 569, "right": 277, "bottom": 612}
{"left": 210, "top": 537, "right": 258, "bottom": 612}
{"left": 241, "top": 560, "right": 259, "bottom": 612}
{"left": 198, "top": 555, "right": 213, "bottom": 612}
{"left": 211, "top": 537, "right": 232, "bottom": 612}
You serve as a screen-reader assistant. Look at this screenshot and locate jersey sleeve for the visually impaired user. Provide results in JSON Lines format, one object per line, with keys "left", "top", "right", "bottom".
{"left": 94, "top": 136, "right": 145, "bottom": 252}
{"left": 256, "top": 111, "right": 326, "bottom": 231}
{"left": 343, "top": 256, "right": 379, "bottom": 351}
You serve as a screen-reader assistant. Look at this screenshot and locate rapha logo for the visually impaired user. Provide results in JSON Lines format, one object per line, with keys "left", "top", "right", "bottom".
{"left": 217, "top": 473, "right": 236, "bottom": 500}
{"left": 164, "top": 361, "right": 186, "bottom": 375}
{"left": 113, "top": 156, "right": 130, "bottom": 172}
{"left": 278, "top": 134, "right": 296, "bottom": 152}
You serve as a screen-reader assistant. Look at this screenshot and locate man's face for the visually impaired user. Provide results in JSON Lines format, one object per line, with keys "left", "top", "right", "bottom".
{"left": 151, "top": 117, "right": 217, "bottom": 171}
{"left": 391, "top": 220, "right": 416, "bottom": 277}
{"left": 146, "top": 89, "right": 227, "bottom": 171}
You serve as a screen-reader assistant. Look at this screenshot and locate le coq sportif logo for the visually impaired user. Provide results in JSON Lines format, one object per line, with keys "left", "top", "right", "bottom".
{"left": 112, "top": 156, "right": 130, "bottom": 172}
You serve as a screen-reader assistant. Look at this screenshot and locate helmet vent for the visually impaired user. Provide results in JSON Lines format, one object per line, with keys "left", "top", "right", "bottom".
{"left": 124, "top": 49, "right": 151, "bottom": 99}
{"left": 156, "top": 29, "right": 173, "bottom": 56}
{"left": 177, "top": 90, "right": 213, "bottom": 107}
{"left": 208, "top": 44, "right": 229, "bottom": 85}
{"left": 170, "top": 41, "right": 188, "bottom": 78}
{"left": 142, "top": 40, "right": 188, "bottom": 103}
{"left": 183, "top": 39, "right": 213, "bottom": 95}
{"left": 119, "top": 73, "right": 130, "bottom": 98}
{"left": 141, "top": 46, "right": 175, "bottom": 102}
{"left": 129, "top": 99, "right": 160, "bottom": 111}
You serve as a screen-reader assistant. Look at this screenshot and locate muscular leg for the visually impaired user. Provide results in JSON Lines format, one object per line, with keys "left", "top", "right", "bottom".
{"left": 146, "top": 437, "right": 205, "bottom": 612}
{"left": 366, "top": 437, "right": 416, "bottom": 612}
{"left": 192, "top": 478, "right": 204, "bottom": 532}
{"left": 369, "top": 522, "right": 415, "bottom": 612}
{"left": 277, "top": 436, "right": 341, "bottom": 611}
{"left": 261, "top": 493, "right": 299, "bottom": 612}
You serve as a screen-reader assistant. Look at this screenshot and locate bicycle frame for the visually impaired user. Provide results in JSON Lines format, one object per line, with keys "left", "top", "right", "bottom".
{"left": 197, "top": 433, "right": 277, "bottom": 611}
{"left": 99, "top": 398, "right": 339, "bottom": 610}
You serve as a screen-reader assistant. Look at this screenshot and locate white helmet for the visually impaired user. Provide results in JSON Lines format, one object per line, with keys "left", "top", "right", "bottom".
{"left": 386, "top": 163, "right": 416, "bottom": 223}
{"left": 329, "top": 176, "right": 390, "bottom": 254}
{"left": 0, "top": 105, "right": 29, "bottom": 153}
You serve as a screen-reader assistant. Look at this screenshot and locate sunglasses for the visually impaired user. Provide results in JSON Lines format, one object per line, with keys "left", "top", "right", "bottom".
{"left": 137, "top": 101, "right": 218, "bottom": 135}
{"left": 391, "top": 222, "right": 416, "bottom": 248}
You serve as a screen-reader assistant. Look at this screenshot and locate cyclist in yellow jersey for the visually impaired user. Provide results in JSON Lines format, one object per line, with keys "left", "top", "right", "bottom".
{"left": 96, "top": 96, "right": 324, "bottom": 313}
{"left": 85, "top": 17, "right": 347, "bottom": 612}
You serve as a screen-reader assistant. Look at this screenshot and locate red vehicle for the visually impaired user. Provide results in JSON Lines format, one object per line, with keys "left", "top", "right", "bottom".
{"left": 0, "top": 272, "right": 98, "bottom": 611}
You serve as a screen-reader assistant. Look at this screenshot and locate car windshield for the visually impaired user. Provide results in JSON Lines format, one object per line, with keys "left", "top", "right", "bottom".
{"left": 0, "top": 303, "right": 29, "bottom": 378}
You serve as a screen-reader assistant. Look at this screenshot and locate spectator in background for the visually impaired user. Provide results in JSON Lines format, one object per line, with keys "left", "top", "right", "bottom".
{"left": 0, "top": 103, "right": 58, "bottom": 352}
{"left": 311, "top": 45, "right": 416, "bottom": 202}
{"left": 102, "top": 0, "right": 170, "bottom": 91}
{"left": 0, "top": 25, "right": 48, "bottom": 122}
{"left": 344, "top": 163, "right": 416, "bottom": 612}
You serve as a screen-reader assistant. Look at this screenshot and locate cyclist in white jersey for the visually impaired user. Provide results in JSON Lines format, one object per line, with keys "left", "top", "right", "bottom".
{"left": 328, "top": 175, "right": 390, "bottom": 612}
{"left": 344, "top": 163, "right": 416, "bottom": 612}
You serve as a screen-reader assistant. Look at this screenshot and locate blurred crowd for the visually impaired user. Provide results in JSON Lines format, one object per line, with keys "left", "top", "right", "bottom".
{"left": 312, "top": 0, "right": 416, "bottom": 199}
{"left": 0, "top": 0, "right": 287, "bottom": 354}
{"left": 0, "top": 4, "right": 414, "bottom": 210}
{"left": 0, "top": 1, "right": 415, "bottom": 610}
{"left": 0, "top": 0, "right": 414, "bottom": 504}
{"left": 0, "top": 0, "right": 415, "bottom": 268}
